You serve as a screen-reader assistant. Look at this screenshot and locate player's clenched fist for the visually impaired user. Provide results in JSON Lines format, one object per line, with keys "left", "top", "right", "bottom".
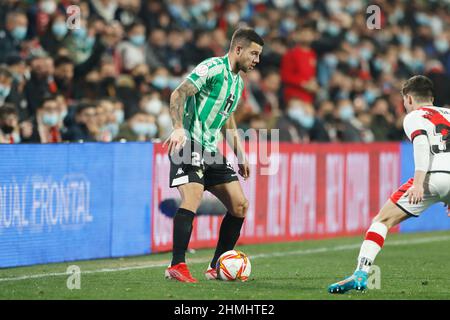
{"left": 163, "top": 128, "right": 187, "bottom": 155}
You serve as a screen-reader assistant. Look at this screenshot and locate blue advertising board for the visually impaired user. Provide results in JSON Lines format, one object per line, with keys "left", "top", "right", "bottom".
{"left": 0, "top": 142, "right": 153, "bottom": 268}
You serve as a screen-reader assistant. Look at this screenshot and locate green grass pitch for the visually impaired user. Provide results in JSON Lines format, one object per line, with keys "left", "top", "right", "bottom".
{"left": 1, "top": 230, "right": 450, "bottom": 300}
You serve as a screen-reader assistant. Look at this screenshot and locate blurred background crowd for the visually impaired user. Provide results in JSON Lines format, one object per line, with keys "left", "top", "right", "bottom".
{"left": 0, "top": 0, "right": 449, "bottom": 144}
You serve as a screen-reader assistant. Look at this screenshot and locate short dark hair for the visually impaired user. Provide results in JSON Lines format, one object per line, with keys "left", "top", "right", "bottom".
{"left": 54, "top": 55, "right": 74, "bottom": 68}
{"left": 6, "top": 10, "right": 27, "bottom": 22}
{"left": 401, "top": 75, "right": 434, "bottom": 101}
{"left": 0, "top": 104, "right": 18, "bottom": 119}
{"left": 230, "top": 28, "right": 264, "bottom": 49}
{"left": 126, "top": 20, "right": 145, "bottom": 33}
{"left": 38, "top": 94, "right": 57, "bottom": 108}
{"left": 75, "top": 102, "right": 97, "bottom": 115}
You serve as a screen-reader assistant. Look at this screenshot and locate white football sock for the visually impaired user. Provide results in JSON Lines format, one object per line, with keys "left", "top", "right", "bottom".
{"left": 356, "top": 222, "right": 388, "bottom": 273}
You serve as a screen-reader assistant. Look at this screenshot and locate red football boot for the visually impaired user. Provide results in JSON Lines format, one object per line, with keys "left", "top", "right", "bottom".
{"left": 165, "top": 263, "right": 198, "bottom": 283}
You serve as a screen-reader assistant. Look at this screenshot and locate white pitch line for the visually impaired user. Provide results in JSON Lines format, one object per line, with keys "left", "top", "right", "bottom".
{"left": 0, "top": 234, "right": 449, "bottom": 283}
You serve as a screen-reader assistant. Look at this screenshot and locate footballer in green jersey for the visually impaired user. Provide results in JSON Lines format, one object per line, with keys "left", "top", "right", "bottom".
{"left": 164, "top": 28, "right": 264, "bottom": 282}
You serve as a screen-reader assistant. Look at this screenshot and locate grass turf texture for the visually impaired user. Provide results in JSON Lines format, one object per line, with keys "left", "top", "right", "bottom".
{"left": 1, "top": 230, "right": 450, "bottom": 300}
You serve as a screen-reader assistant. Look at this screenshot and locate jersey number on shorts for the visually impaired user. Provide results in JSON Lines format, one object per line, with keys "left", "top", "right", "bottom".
{"left": 192, "top": 152, "right": 203, "bottom": 167}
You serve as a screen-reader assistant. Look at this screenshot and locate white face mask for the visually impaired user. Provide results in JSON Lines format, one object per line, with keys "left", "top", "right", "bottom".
{"left": 40, "top": 0, "right": 57, "bottom": 14}
{"left": 226, "top": 12, "right": 240, "bottom": 25}
{"left": 0, "top": 85, "right": 11, "bottom": 98}
{"left": 12, "top": 132, "right": 21, "bottom": 143}
{"left": 115, "top": 109, "right": 125, "bottom": 124}
{"left": 145, "top": 99, "right": 163, "bottom": 115}
{"left": 157, "top": 113, "right": 172, "bottom": 130}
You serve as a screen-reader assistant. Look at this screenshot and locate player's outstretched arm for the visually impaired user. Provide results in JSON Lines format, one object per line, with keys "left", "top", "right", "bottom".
{"left": 164, "top": 80, "right": 199, "bottom": 154}
{"left": 224, "top": 113, "right": 249, "bottom": 179}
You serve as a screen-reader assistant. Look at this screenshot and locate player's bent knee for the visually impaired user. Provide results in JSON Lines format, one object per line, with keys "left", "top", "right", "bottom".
{"left": 230, "top": 198, "right": 249, "bottom": 218}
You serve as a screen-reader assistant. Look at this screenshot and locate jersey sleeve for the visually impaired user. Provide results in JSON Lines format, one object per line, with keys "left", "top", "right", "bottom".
{"left": 403, "top": 111, "right": 428, "bottom": 142}
{"left": 186, "top": 60, "right": 224, "bottom": 91}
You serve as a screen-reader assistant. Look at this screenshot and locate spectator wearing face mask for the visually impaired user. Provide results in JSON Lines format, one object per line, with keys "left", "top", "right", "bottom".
{"left": 27, "top": 0, "right": 63, "bottom": 38}
{"left": 96, "top": 98, "right": 119, "bottom": 142}
{"left": 40, "top": 14, "right": 69, "bottom": 56}
{"left": 0, "top": 104, "right": 21, "bottom": 144}
{"left": 150, "top": 67, "right": 173, "bottom": 100}
{"left": 115, "top": 111, "right": 158, "bottom": 142}
{"left": 62, "top": 102, "right": 99, "bottom": 142}
{"left": 275, "top": 98, "right": 311, "bottom": 143}
{"left": 278, "top": 98, "right": 330, "bottom": 143}
{"left": 112, "top": 98, "right": 125, "bottom": 125}
{"left": 114, "top": 0, "right": 141, "bottom": 28}
{"left": 334, "top": 99, "right": 364, "bottom": 142}
{"left": 23, "top": 95, "right": 63, "bottom": 143}
{"left": 139, "top": 92, "right": 164, "bottom": 117}
{"left": 0, "top": 11, "right": 28, "bottom": 64}
{"left": 117, "top": 21, "right": 147, "bottom": 72}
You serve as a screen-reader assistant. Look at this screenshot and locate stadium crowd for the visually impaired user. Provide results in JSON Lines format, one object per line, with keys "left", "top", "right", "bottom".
{"left": 0, "top": 0, "right": 449, "bottom": 144}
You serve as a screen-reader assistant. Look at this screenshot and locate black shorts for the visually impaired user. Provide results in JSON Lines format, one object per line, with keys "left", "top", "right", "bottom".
{"left": 169, "top": 140, "right": 239, "bottom": 189}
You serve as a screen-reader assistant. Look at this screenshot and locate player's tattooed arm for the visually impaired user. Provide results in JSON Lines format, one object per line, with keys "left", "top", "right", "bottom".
{"left": 164, "top": 80, "right": 199, "bottom": 154}
{"left": 169, "top": 80, "right": 198, "bottom": 129}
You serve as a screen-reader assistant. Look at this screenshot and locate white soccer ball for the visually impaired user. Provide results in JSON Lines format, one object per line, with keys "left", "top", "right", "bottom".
{"left": 216, "top": 250, "right": 251, "bottom": 281}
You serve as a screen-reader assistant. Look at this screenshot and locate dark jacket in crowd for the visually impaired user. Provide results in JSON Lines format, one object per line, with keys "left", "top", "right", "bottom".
{"left": 62, "top": 123, "right": 96, "bottom": 142}
{"left": 0, "top": 30, "right": 22, "bottom": 64}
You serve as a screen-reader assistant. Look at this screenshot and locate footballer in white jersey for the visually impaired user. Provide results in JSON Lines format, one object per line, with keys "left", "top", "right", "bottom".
{"left": 328, "top": 75, "right": 450, "bottom": 294}
{"left": 392, "top": 106, "right": 450, "bottom": 216}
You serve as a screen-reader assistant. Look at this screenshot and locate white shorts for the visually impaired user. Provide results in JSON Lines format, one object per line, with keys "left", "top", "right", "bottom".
{"left": 390, "top": 172, "right": 450, "bottom": 217}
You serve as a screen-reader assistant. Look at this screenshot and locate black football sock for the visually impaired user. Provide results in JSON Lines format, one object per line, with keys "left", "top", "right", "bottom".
{"left": 210, "top": 213, "right": 245, "bottom": 269}
{"left": 171, "top": 208, "right": 195, "bottom": 266}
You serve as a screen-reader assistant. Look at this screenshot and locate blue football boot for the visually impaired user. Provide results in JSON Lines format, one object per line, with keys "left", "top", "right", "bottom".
{"left": 328, "top": 270, "right": 368, "bottom": 294}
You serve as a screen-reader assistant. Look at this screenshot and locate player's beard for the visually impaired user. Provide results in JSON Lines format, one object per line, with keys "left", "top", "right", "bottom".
{"left": 236, "top": 60, "right": 248, "bottom": 73}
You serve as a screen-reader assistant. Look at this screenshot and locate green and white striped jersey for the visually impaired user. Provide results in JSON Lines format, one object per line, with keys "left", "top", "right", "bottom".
{"left": 184, "top": 54, "right": 244, "bottom": 152}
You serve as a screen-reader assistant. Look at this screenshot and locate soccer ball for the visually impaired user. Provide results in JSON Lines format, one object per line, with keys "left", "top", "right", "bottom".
{"left": 216, "top": 250, "right": 251, "bottom": 281}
